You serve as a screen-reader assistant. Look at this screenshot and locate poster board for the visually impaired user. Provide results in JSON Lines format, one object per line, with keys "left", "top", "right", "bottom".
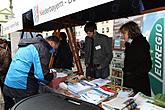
{"left": 142, "top": 10, "right": 165, "bottom": 95}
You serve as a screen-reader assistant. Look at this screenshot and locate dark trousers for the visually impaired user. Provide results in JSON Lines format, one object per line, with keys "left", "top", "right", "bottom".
{"left": 0, "top": 77, "right": 15, "bottom": 110}
{"left": 123, "top": 73, "right": 151, "bottom": 96}
{"left": 3, "top": 85, "right": 29, "bottom": 110}
{"left": 4, "top": 96, "right": 15, "bottom": 110}
{"left": 86, "top": 65, "right": 109, "bottom": 79}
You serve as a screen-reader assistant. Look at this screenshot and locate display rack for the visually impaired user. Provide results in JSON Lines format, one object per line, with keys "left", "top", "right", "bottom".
{"left": 110, "top": 50, "right": 124, "bottom": 86}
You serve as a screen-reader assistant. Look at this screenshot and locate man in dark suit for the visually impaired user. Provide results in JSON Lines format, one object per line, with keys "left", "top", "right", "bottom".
{"left": 84, "top": 22, "right": 113, "bottom": 79}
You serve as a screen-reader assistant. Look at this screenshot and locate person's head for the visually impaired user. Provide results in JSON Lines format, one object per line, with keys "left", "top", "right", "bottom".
{"left": 119, "top": 21, "right": 141, "bottom": 41}
{"left": 84, "top": 22, "right": 97, "bottom": 38}
{"left": 59, "top": 32, "right": 67, "bottom": 40}
{"left": 46, "top": 35, "right": 59, "bottom": 49}
{"left": 36, "top": 34, "right": 43, "bottom": 38}
{"left": 0, "top": 38, "right": 8, "bottom": 48}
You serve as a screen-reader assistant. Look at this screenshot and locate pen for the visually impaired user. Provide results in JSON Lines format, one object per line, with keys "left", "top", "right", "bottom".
{"left": 82, "top": 95, "right": 87, "bottom": 100}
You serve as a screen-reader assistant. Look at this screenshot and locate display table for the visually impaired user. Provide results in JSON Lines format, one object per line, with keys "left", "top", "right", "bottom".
{"left": 39, "top": 83, "right": 140, "bottom": 110}
{"left": 38, "top": 71, "right": 163, "bottom": 110}
{"left": 55, "top": 88, "right": 140, "bottom": 110}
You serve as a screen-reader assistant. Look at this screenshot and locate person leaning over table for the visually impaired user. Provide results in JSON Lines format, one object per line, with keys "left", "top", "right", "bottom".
{"left": 84, "top": 21, "right": 113, "bottom": 79}
{"left": 119, "top": 21, "right": 152, "bottom": 96}
{"left": 3, "top": 35, "right": 59, "bottom": 109}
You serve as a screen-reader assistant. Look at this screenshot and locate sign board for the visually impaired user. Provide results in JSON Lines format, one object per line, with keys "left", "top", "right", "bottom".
{"left": 142, "top": 10, "right": 165, "bottom": 95}
{"left": 10, "top": 32, "right": 21, "bottom": 58}
{"left": 2, "top": 15, "right": 23, "bottom": 35}
{"left": 32, "top": 0, "right": 114, "bottom": 25}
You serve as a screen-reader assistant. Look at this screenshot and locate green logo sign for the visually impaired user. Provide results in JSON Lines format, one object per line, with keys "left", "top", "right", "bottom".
{"left": 149, "top": 18, "right": 164, "bottom": 95}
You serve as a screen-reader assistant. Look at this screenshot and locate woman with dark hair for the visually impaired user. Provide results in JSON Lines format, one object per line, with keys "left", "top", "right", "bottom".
{"left": 120, "top": 21, "right": 152, "bottom": 96}
{"left": 53, "top": 32, "right": 73, "bottom": 70}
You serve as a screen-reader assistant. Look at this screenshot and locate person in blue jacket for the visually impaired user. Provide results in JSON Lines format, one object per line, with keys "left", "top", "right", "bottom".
{"left": 3, "top": 35, "right": 59, "bottom": 109}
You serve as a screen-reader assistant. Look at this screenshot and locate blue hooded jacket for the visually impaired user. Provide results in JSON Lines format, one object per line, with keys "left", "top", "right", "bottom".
{"left": 4, "top": 37, "right": 54, "bottom": 92}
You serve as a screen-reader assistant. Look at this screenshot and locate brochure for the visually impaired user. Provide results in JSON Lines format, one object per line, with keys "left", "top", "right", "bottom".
{"left": 89, "top": 78, "right": 111, "bottom": 86}
{"left": 102, "top": 97, "right": 137, "bottom": 110}
{"left": 67, "top": 82, "right": 92, "bottom": 94}
{"left": 140, "top": 102, "right": 165, "bottom": 110}
{"left": 80, "top": 89, "right": 109, "bottom": 105}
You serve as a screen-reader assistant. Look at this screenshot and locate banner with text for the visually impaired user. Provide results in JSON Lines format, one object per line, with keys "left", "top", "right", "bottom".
{"left": 32, "top": 0, "right": 114, "bottom": 25}
{"left": 142, "top": 10, "right": 165, "bottom": 95}
{"left": 2, "top": 15, "right": 23, "bottom": 35}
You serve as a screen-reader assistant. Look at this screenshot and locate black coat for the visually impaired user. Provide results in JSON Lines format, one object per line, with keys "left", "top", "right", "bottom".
{"left": 84, "top": 32, "right": 113, "bottom": 69}
{"left": 84, "top": 32, "right": 113, "bottom": 78}
{"left": 53, "top": 40, "right": 73, "bottom": 69}
{"left": 123, "top": 34, "right": 152, "bottom": 96}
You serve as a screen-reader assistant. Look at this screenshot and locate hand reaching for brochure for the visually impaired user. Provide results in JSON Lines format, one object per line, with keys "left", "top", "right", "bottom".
{"left": 52, "top": 72, "right": 57, "bottom": 78}
{"left": 49, "top": 76, "right": 67, "bottom": 89}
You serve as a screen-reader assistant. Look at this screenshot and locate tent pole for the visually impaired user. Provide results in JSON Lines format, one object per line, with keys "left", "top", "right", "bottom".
{"left": 53, "top": 29, "right": 61, "bottom": 37}
{"left": 65, "top": 27, "right": 83, "bottom": 75}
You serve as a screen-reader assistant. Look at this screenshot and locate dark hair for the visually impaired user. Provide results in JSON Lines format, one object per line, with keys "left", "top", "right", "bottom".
{"left": 119, "top": 21, "right": 141, "bottom": 39}
{"left": 0, "top": 38, "right": 7, "bottom": 44}
{"left": 60, "top": 32, "right": 67, "bottom": 40}
{"left": 84, "top": 22, "right": 97, "bottom": 33}
{"left": 36, "top": 34, "right": 43, "bottom": 38}
{"left": 46, "top": 35, "right": 59, "bottom": 43}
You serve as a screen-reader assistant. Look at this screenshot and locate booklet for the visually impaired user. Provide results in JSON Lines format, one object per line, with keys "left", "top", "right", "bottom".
{"left": 89, "top": 78, "right": 111, "bottom": 86}
{"left": 67, "top": 81, "right": 93, "bottom": 94}
{"left": 140, "top": 102, "right": 165, "bottom": 110}
{"left": 99, "top": 83, "right": 121, "bottom": 93}
{"left": 80, "top": 89, "right": 109, "bottom": 105}
{"left": 117, "top": 87, "right": 134, "bottom": 97}
{"left": 102, "top": 97, "right": 137, "bottom": 110}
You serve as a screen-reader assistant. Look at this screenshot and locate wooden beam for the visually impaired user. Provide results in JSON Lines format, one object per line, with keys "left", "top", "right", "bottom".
{"left": 53, "top": 29, "right": 61, "bottom": 38}
{"left": 142, "top": 6, "right": 165, "bottom": 14}
{"left": 66, "top": 27, "right": 83, "bottom": 75}
{"left": 49, "top": 53, "right": 55, "bottom": 69}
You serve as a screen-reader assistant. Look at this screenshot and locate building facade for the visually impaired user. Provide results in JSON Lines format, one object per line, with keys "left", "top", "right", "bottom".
{"left": 75, "top": 20, "right": 114, "bottom": 42}
{"left": 0, "top": 8, "right": 14, "bottom": 38}
{"left": 0, "top": 8, "right": 13, "bottom": 23}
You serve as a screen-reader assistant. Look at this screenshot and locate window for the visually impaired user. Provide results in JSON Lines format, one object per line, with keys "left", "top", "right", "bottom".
{"left": 106, "top": 27, "right": 109, "bottom": 33}
{"left": 102, "top": 28, "right": 104, "bottom": 33}
{"left": 5, "top": 15, "right": 8, "bottom": 19}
